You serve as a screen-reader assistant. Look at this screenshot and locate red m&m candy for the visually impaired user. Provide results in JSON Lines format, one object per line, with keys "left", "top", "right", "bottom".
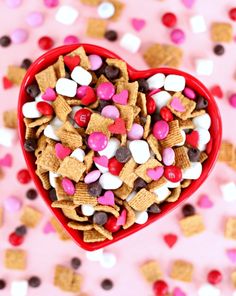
{"left": 153, "top": 280, "right": 169, "bottom": 296}
{"left": 146, "top": 96, "right": 156, "bottom": 114}
{"left": 74, "top": 109, "right": 92, "bottom": 127}
{"left": 162, "top": 12, "right": 177, "bottom": 28}
{"left": 108, "top": 157, "right": 124, "bottom": 176}
{"left": 36, "top": 101, "right": 54, "bottom": 115}
{"left": 17, "top": 169, "right": 31, "bottom": 184}
{"left": 229, "top": 7, "right": 236, "bottom": 21}
{"left": 164, "top": 165, "right": 182, "bottom": 183}
{"left": 9, "top": 232, "right": 24, "bottom": 246}
{"left": 38, "top": 36, "right": 54, "bottom": 50}
{"left": 160, "top": 106, "right": 174, "bottom": 122}
{"left": 104, "top": 215, "right": 121, "bottom": 232}
{"left": 207, "top": 269, "right": 222, "bottom": 285}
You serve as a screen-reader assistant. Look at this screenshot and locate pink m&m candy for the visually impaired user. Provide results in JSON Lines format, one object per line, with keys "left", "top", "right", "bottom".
{"left": 89, "top": 54, "right": 103, "bottom": 71}
{"left": 183, "top": 87, "right": 196, "bottom": 100}
{"left": 62, "top": 178, "right": 75, "bottom": 195}
{"left": 64, "top": 35, "right": 79, "bottom": 45}
{"left": 11, "top": 28, "right": 28, "bottom": 44}
{"left": 43, "top": 0, "right": 59, "bottom": 8}
{"left": 97, "top": 82, "right": 115, "bottom": 100}
{"left": 6, "top": 0, "right": 22, "bottom": 8}
{"left": 153, "top": 120, "right": 169, "bottom": 140}
{"left": 4, "top": 195, "right": 22, "bottom": 213}
{"left": 101, "top": 105, "right": 120, "bottom": 119}
{"left": 229, "top": 93, "right": 236, "bottom": 108}
{"left": 88, "top": 132, "right": 108, "bottom": 151}
{"left": 26, "top": 11, "right": 44, "bottom": 27}
{"left": 128, "top": 123, "right": 144, "bottom": 140}
{"left": 84, "top": 170, "right": 101, "bottom": 184}
{"left": 162, "top": 148, "right": 175, "bottom": 166}
{"left": 170, "top": 28, "right": 185, "bottom": 44}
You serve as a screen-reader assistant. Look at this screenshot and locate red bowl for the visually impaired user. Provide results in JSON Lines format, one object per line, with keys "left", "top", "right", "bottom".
{"left": 18, "top": 44, "right": 222, "bottom": 251}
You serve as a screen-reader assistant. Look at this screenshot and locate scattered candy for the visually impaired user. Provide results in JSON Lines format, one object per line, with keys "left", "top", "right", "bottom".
{"left": 88, "top": 54, "right": 103, "bottom": 70}
{"left": 162, "top": 12, "right": 177, "bottom": 28}
{"left": 11, "top": 28, "right": 28, "bottom": 44}
{"left": 88, "top": 132, "right": 108, "bottom": 151}
{"left": 197, "top": 194, "right": 214, "bottom": 208}
{"left": 207, "top": 270, "right": 222, "bottom": 285}
{"left": 55, "top": 78, "right": 77, "bottom": 97}
{"left": 55, "top": 5, "right": 79, "bottom": 25}
{"left": 99, "top": 172, "right": 122, "bottom": 190}
{"left": 4, "top": 195, "right": 22, "bottom": 213}
{"left": 17, "top": 169, "right": 31, "bottom": 184}
{"left": 43, "top": 0, "right": 59, "bottom": 8}
{"left": 131, "top": 18, "right": 146, "bottom": 31}
{"left": 63, "top": 35, "right": 79, "bottom": 45}
{"left": 38, "top": 36, "right": 54, "bottom": 50}
{"left": 163, "top": 233, "right": 178, "bottom": 248}
{"left": 229, "top": 93, "right": 236, "bottom": 108}
{"left": 220, "top": 182, "right": 236, "bottom": 202}
{"left": 170, "top": 28, "right": 186, "bottom": 44}
{"left": 97, "top": 2, "right": 115, "bottom": 19}
{"left": 10, "top": 280, "right": 28, "bottom": 296}
{"left": 195, "top": 59, "right": 214, "bottom": 76}
{"left": 120, "top": 32, "right": 141, "bottom": 53}
{"left": 26, "top": 11, "right": 44, "bottom": 27}
{"left": 147, "top": 73, "right": 165, "bottom": 90}
{"left": 84, "top": 170, "right": 101, "bottom": 184}
{"left": 164, "top": 75, "right": 186, "bottom": 92}
{"left": 61, "top": 177, "right": 75, "bottom": 195}
{"left": 153, "top": 120, "right": 169, "bottom": 140}
{"left": 198, "top": 284, "right": 221, "bottom": 296}
{"left": 190, "top": 15, "right": 207, "bottom": 33}
{"left": 129, "top": 140, "right": 150, "bottom": 164}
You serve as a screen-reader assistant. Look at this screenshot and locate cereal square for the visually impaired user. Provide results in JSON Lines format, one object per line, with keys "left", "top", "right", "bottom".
{"left": 116, "top": 81, "right": 139, "bottom": 106}
{"left": 35, "top": 65, "right": 57, "bottom": 92}
{"left": 7, "top": 66, "right": 26, "bottom": 85}
{"left": 56, "top": 121, "right": 83, "bottom": 149}
{"left": 53, "top": 55, "right": 66, "bottom": 79}
{"left": 231, "top": 271, "right": 236, "bottom": 288}
{"left": 37, "top": 144, "right": 60, "bottom": 173}
{"left": 160, "top": 120, "right": 183, "bottom": 148}
{"left": 218, "top": 141, "right": 235, "bottom": 163}
{"left": 114, "top": 183, "right": 133, "bottom": 200}
{"left": 135, "top": 159, "right": 162, "bottom": 183}
{"left": 73, "top": 183, "right": 98, "bottom": 206}
{"left": 83, "top": 229, "right": 106, "bottom": 242}
{"left": 85, "top": 113, "right": 113, "bottom": 137}
{"left": 106, "top": 58, "right": 129, "bottom": 82}
{"left": 86, "top": 18, "right": 107, "bottom": 38}
{"left": 109, "top": 0, "right": 125, "bottom": 21}
{"left": 179, "top": 214, "right": 205, "bottom": 237}
{"left": 119, "top": 158, "right": 138, "bottom": 187}
{"left": 3, "top": 109, "right": 17, "bottom": 129}
{"left": 70, "top": 273, "right": 83, "bottom": 293}
{"left": 225, "top": 217, "right": 236, "bottom": 240}
{"left": 147, "top": 134, "right": 162, "bottom": 161}
{"left": 128, "top": 188, "right": 156, "bottom": 211}
{"left": 166, "top": 186, "right": 181, "bottom": 202}
{"left": 52, "top": 95, "right": 72, "bottom": 122}
{"left": 140, "top": 260, "right": 162, "bottom": 283}
{"left": 137, "top": 92, "right": 147, "bottom": 117}
{"left": 211, "top": 22, "right": 233, "bottom": 43}
{"left": 20, "top": 206, "right": 42, "bottom": 228}
{"left": 174, "top": 147, "right": 191, "bottom": 169}
{"left": 80, "top": 0, "right": 101, "bottom": 5}
{"left": 57, "top": 157, "right": 86, "bottom": 182}
{"left": 123, "top": 201, "right": 136, "bottom": 229}
{"left": 51, "top": 217, "right": 71, "bottom": 241}
{"left": 170, "top": 260, "right": 194, "bottom": 282}
{"left": 116, "top": 104, "right": 134, "bottom": 131}
{"left": 54, "top": 265, "right": 74, "bottom": 291}
{"left": 4, "top": 249, "right": 26, "bottom": 270}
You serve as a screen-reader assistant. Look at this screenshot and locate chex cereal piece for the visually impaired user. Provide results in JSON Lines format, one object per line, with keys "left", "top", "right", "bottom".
{"left": 178, "top": 118, "right": 194, "bottom": 129}
{"left": 7, "top": 66, "right": 26, "bottom": 85}
{"left": 181, "top": 179, "right": 191, "bottom": 188}
{"left": 4, "top": 249, "right": 26, "bottom": 270}
{"left": 37, "top": 144, "right": 60, "bottom": 172}
{"left": 20, "top": 206, "right": 42, "bottom": 228}
{"left": 50, "top": 217, "right": 71, "bottom": 240}
{"left": 116, "top": 81, "right": 139, "bottom": 106}
{"left": 109, "top": 0, "right": 125, "bottom": 21}
{"left": 135, "top": 159, "right": 162, "bottom": 183}
{"left": 70, "top": 273, "right": 83, "bottom": 293}
{"left": 52, "top": 200, "right": 76, "bottom": 210}
{"left": 94, "top": 205, "right": 119, "bottom": 218}
{"left": 211, "top": 22, "right": 233, "bottom": 43}
{"left": 24, "top": 118, "right": 36, "bottom": 139}
{"left": 174, "top": 147, "right": 191, "bottom": 169}
{"left": 83, "top": 229, "right": 106, "bottom": 242}
{"left": 114, "top": 183, "right": 133, "bottom": 200}
{"left": 86, "top": 113, "right": 114, "bottom": 137}
{"left": 148, "top": 176, "right": 167, "bottom": 192}
{"left": 123, "top": 201, "right": 136, "bottom": 229}
{"left": 63, "top": 208, "right": 88, "bottom": 222}
{"left": 28, "top": 115, "right": 53, "bottom": 128}
{"left": 86, "top": 18, "right": 107, "bottom": 38}
{"left": 189, "top": 109, "right": 206, "bottom": 118}
{"left": 53, "top": 55, "right": 66, "bottom": 79}
{"left": 36, "top": 167, "right": 50, "bottom": 190}
{"left": 73, "top": 183, "right": 98, "bottom": 206}
{"left": 68, "top": 221, "right": 93, "bottom": 231}
{"left": 93, "top": 224, "right": 113, "bottom": 240}
{"left": 128, "top": 189, "right": 156, "bottom": 211}
{"left": 140, "top": 260, "right": 162, "bottom": 283}
{"left": 133, "top": 106, "right": 141, "bottom": 118}
{"left": 119, "top": 158, "right": 138, "bottom": 187}
{"left": 57, "top": 157, "right": 86, "bottom": 182}
{"left": 54, "top": 265, "right": 74, "bottom": 292}
{"left": 228, "top": 149, "right": 236, "bottom": 171}
{"left": 218, "top": 141, "right": 235, "bottom": 163}
{"left": 137, "top": 92, "right": 147, "bottom": 117}
{"left": 116, "top": 104, "right": 134, "bottom": 131}
{"left": 170, "top": 260, "right": 194, "bottom": 282}
{"left": 143, "top": 44, "right": 183, "bottom": 68}
{"left": 56, "top": 121, "right": 83, "bottom": 149}
{"left": 147, "top": 134, "right": 162, "bottom": 161}
{"left": 179, "top": 214, "right": 205, "bottom": 237}
{"left": 55, "top": 178, "right": 73, "bottom": 200}
{"left": 143, "top": 115, "right": 151, "bottom": 139}
{"left": 3, "top": 110, "right": 17, "bottom": 129}
{"left": 80, "top": 0, "right": 101, "bottom": 5}
{"left": 52, "top": 96, "right": 72, "bottom": 122}
{"left": 67, "top": 46, "right": 91, "bottom": 70}
{"left": 0, "top": 207, "right": 3, "bottom": 228}
{"left": 231, "top": 271, "right": 236, "bottom": 288}
{"left": 160, "top": 120, "right": 183, "bottom": 148}
{"left": 225, "top": 217, "right": 236, "bottom": 240}
{"left": 106, "top": 58, "right": 129, "bottom": 82}
{"left": 199, "top": 152, "right": 208, "bottom": 163}
{"left": 35, "top": 65, "right": 57, "bottom": 92}
{"left": 36, "top": 123, "right": 49, "bottom": 138}
{"left": 166, "top": 186, "right": 181, "bottom": 202}
{"left": 84, "top": 150, "right": 94, "bottom": 172}
{"left": 167, "top": 92, "right": 196, "bottom": 120}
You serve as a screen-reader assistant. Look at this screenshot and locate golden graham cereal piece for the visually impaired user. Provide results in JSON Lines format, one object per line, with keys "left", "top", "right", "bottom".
{"left": 35, "top": 65, "right": 57, "bottom": 92}
{"left": 119, "top": 158, "right": 138, "bottom": 188}
{"left": 116, "top": 104, "right": 134, "bottom": 131}
{"left": 37, "top": 144, "right": 60, "bottom": 173}
{"left": 54, "top": 265, "right": 83, "bottom": 292}
{"left": 179, "top": 214, "right": 205, "bottom": 237}
{"left": 225, "top": 217, "right": 236, "bottom": 240}
{"left": 3, "top": 109, "right": 18, "bottom": 129}
{"left": 85, "top": 113, "right": 114, "bottom": 137}
{"left": 83, "top": 229, "right": 107, "bottom": 242}
{"left": 231, "top": 270, "right": 236, "bottom": 288}
{"left": 160, "top": 120, "right": 183, "bottom": 148}
{"left": 170, "top": 260, "right": 194, "bottom": 282}
{"left": 140, "top": 260, "right": 162, "bottom": 283}
{"left": 218, "top": 141, "right": 235, "bottom": 163}
{"left": 211, "top": 22, "right": 233, "bottom": 43}
{"left": 128, "top": 188, "right": 156, "bottom": 212}
{"left": 166, "top": 186, "right": 181, "bottom": 202}
{"left": 7, "top": 65, "right": 26, "bottom": 85}
{"left": 106, "top": 58, "right": 129, "bottom": 82}
{"left": 174, "top": 147, "right": 191, "bottom": 169}
{"left": 52, "top": 96, "right": 72, "bottom": 122}
{"left": 53, "top": 55, "right": 66, "bottom": 79}
{"left": 4, "top": 249, "right": 27, "bottom": 270}
{"left": 67, "top": 46, "right": 91, "bottom": 70}
{"left": 57, "top": 157, "right": 86, "bottom": 182}
{"left": 86, "top": 18, "right": 107, "bottom": 38}
{"left": 20, "top": 206, "right": 42, "bottom": 228}
{"left": 93, "top": 224, "right": 113, "bottom": 240}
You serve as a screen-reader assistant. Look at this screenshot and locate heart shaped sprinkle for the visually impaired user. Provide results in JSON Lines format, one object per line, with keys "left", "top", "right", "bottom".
{"left": 93, "top": 155, "right": 109, "bottom": 167}
{"left": 0, "top": 153, "right": 13, "bottom": 167}
{"left": 226, "top": 249, "right": 236, "bottom": 263}
{"left": 131, "top": 18, "right": 146, "bottom": 32}
{"left": 185, "top": 130, "right": 199, "bottom": 147}
{"left": 112, "top": 89, "right": 129, "bottom": 105}
{"left": 210, "top": 85, "right": 223, "bottom": 99}
{"left": 42, "top": 87, "right": 57, "bottom": 101}
{"left": 55, "top": 143, "right": 72, "bottom": 160}
{"left": 2, "top": 76, "right": 13, "bottom": 89}
{"left": 170, "top": 97, "right": 186, "bottom": 112}
{"left": 147, "top": 166, "right": 164, "bottom": 181}
{"left": 116, "top": 209, "right": 127, "bottom": 226}
{"left": 182, "top": 0, "right": 196, "bottom": 8}
{"left": 108, "top": 118, "right": 126, "bottom": 134}
{"left": 173, "top": 287, "right": 186, "bottom": 296}
{"left": 64, "top": 55, "right": 81, "bottom": 72}
{"left": 43, "top": 221, "right": 56, "bottom": 234}
{"left": 98, "top": 191, "right": 115, "bottom": 206}
{"left": 197, "top": 194, "right": 214, "bottom": 208}
{"left": 163, "top": 233, "right": 178, "bottom": 248}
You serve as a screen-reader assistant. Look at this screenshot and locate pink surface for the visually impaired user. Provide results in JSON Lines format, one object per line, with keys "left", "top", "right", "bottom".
{"left": 0, "top": 0, "right": 236, "bottom": 295}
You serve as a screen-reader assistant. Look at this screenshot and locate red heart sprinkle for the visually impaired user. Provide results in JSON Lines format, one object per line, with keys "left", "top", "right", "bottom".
{"left": 163, "top": 233, "right": 178, "bottom": 248}
{"left": 185, "top": 130, "right": 199, "bottom": 148}
{"left": 2, "top": 76, "right": 13, "bottom": 89}
{"left": 210, "top": 85, "right": 223, "bottom": 99}
{"left": 108, "top": 118, "right": 126, "bottom": 134}
{"left": 64, "top": 55, "right": 81, "bottom": 72}
{"left": 81, "top": 87, "right": 97, "bottom": 106}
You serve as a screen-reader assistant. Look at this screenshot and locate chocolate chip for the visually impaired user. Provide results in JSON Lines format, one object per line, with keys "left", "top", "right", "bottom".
{"left": 65, "top": 72, "right": 71, "bottom": 79}
{"left": 21, "top": 58, "right": 32, "bottom": 70}
{"left": 88, "top": 181, "right": 102, "bottom": 197}
{"left": 133, "top": 177, "right": 147, "bottom": 191}
{"left": 28, "top": 276, "right": 41, "bottom": 288}
{"left": 151, "top": 113, "right": 162, "bottom": 123}
{"left": 115, "top": 146, "right": 131, "bottom": 163}
{"left": 196, "top": 96, "right": 208, "bottom": 110}
{"left": 97, "top": 99, "right": 110, "bottom": 112}
{"left": 26, "top": 188, "right": 38, "bottom": 200}
{"left": 71, "top": 257, "right": 81, "bottom": 270}
{"left": 101, "top": 279, "right": 113, "bottom": 290}
{"left": 24, "top": 138, "right": 37, "bottom": 152}
{"left": 15, "top": 225, "right": 27, "bottom": 236}
{"left": 49, "top": 188, "right": 57, "bottom": 201}
{"left": 104, "top": 65, "right": 120, "bottom": 80}
{"left": 182, "top": 204, "right": 195, "bottom": 217}
{"left": 93, "top": 211, "right": 108, "bottom": 225}
{"left": 26, "top": 84, "right": 40, "bottom": 98}
{"left": 147, "top": 203, "right": 161, "bottom": 214}
{"left": 213, "top": 44, "right": 225, "bottom": 56}
{"left": 137, "top": 79, "right": 149, "bottom": 93}
{"left": 188, "top": 148, "right": 200, "bottom": 162}
{"left": 95, "top": 62, "right": 107, "bottom": 77}
{"left": 0, "top": 35, "right": 11, "bottom": 47}
{"left": 104, "top": 30, "right": 118, "bottom": 41}
{"left": 0, "top": 279, "right": 6, "bottom": 290}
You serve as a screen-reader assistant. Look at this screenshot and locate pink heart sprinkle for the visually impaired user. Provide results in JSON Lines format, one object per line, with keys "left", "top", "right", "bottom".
{"left": 98, "top": 191, "right": 115, "bottom": 206}
{"left": 173, "top": 287, "right": 187, "bottom": 296}
{"left": 42, "top": 87, "right": 57, "bottom": 101}
{"left": 226, "top": 249, "right": 236, "bottom": 263}
{"left": 93, "top": 155, "right": 108, "bottom": 167}
{"left": 170, "top": 97, "right": 186, "bottom": 112}
{"left": 0, "top": 153, "right": 13, "bottom": 167}
{"left": 62, "top": 178, "right": 75, "bottom": 196}
{"left": 43, "top": 221, "right": 56, "bottom": 234}
{"left": 55, "top": 143, "right": 72, "bottom": 160}
{"left": 117, "top": 209, "right": 127, "bottom": 226}
{"left": 131, "top": 18, "right": 146, "bottom": 32}
{"left": 182, "top": 0, "right": 196, "bottom": 8}
{"left": 197, "top": 194, "right": 214, "bottom": 209}
{"left": 112, "top": 89, "right": 129, "bottom": 105}
{"left": 147, "top": 166, "right": 164, "bottom": 181}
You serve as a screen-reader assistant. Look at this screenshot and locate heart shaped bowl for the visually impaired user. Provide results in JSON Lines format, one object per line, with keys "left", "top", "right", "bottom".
{"left": 18, "top": 44, "right": 222, "bottom": 251}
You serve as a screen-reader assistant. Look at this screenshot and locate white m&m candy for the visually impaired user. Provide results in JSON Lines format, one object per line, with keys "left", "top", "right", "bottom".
{"left": 56, "top": 78, "right": 77, "bottom": 97}
{"left": 71, "top": 66, "right": 92, "bottom": 86}
{"left": 99, "top": 172, "right": 122, "bottom": 190}
{"left": 129, "top": 140, "right": 150, "bottom": 164}
{"left": 164, "top": 74, "right": 186, "bottom": 92}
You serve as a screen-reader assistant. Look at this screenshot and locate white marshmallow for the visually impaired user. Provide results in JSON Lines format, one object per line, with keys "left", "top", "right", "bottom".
{"left": 44, "top": 125, "right": 60, "bottom": 141}
{"left": 196, "top": 128, "right": 211, "bottom": 147}
{"left": 97, "top": 2, "right": 115, "bottom": 19}
{"left": 166, "top": 180, "right": 181, "bottom": 188}
{"left": 129, "top": 140, "right": 150, "bottom": 164}
{"left": 94, "top": 163, "right": 109, "bottom": 173}
{"left": 99, "top": 172, "right": 123, "bottom": 190}
{"left": 120, "top": 33, "right": 141, "bottom": 53}
{"left": 175, "top": 130, "right": 186, "bottom": 146}
{"left": 70, "top": 148, "right": 85, "bottom": 162}
{"left": 0, "top": 127, "right": 17, "bottom": 147}
{"left": 126, "top": 191, "right": 136, "bottom": 202}
{"left": 195, "top": 59, "right": 214, "bottom": 76}
{"left": 11, "top": 280, "right": 28, "bottom": 296}
{"left": 86, "top": 249, "right": 104, "bottom": 261}
{"left": 22, "top": 101, "right": 42, "bottom": 118}
{"left": 98, "top": 137, "right": 120, "bottom": 159}
{"left": 151, "top": 91, "right": 172, "bottom": 110}
{"left": 164, "top": 74, "right": 186, "bottom": 92}
{"left": 55, "top": 5, "right": 79, "bottom": 25}
{"left": 99, "top": 252, "right": 117, "bottom": 268}
{"left": 183, "top": 162, "right": 202, "bottom": 180}
{"left": 146, "top": 73, "right": 165, "bottom": 90}
{"left": 51, "top": 117, "right": 63, "bottom": 128}
{"left": 49, "top": 171, "right": 60, "bottom": 188}
{"left": 193, "top": 113, "right": 211, "bottom": 130}
{"left": 198, "top": 284, "right": 221, "bottom": 296}
{"left": 56, "top": 78, "right": 77, "bottom": 97}
{"left": 81, "top": 204, "right": 95, "bottom": 216}
{"left": 154, "top": 185, "right": 171, "bottom": 202}
{"left": 190, "top": 15, "right": 207, "bottom": 33}
{"left": 198, "top": 143, "right": 206, "bottom": 152}
{"left": 71, "top": 66, "right": 92, "bottom": 86}
{"left": 135, "top": 211, "right": 148, "bottom": 224}
{"left": 220, "top": 182, "right": 236, "bottom": 202}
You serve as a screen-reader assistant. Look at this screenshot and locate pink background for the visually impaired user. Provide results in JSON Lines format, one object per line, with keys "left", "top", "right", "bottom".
{"left": 1, "top": 0, "right": 236, "bottom": 295}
